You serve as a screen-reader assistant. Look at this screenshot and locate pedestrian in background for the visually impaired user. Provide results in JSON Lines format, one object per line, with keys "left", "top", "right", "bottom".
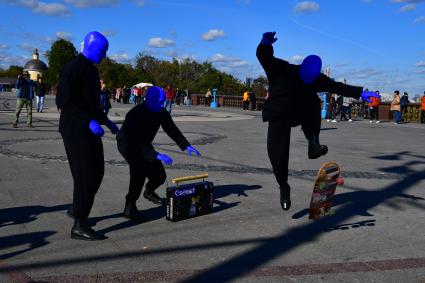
{"left": 400, "top": 91, "right": 410, "bottom": 122}
{"left": 35, "top": 77, "right": 47, "bottom": 113}
{"left": 369, "top": 90, "right": 381, "bottom": 123}
{"left": 205, "top": 88, "right": 211, "bottom": 106}
{"left": 13, "top": 71, "right": 35, "bottom": 128}
{"left": 242, "top": 90, "right": 250, "bottom": 111}
{"left": 100, "top": 80, "right": 112, "bottom": 114}
{"left": 327, "top": 93, "right": 337, "bottom": 122}
{"left": 421, "top": 91, "right": 425, "bottom": 124}
{"left": 390, "top": 90, "right": 401, "bottom": 124}
{"left": 115, "top": 87, "right": 122, "bottom": 103}
{"left": 175, "top": 88, "right": 181, "bottom": 106}
{"left": 164, "top": 85, "right": 175, "bottom": 113}
{"left": 250, "top": 91, "right": 257, "bottom": 111}
{"left": 341, "top": 96, "right": 353, "bottom": 122}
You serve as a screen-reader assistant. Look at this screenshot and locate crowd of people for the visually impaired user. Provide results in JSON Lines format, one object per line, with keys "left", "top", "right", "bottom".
{"left": 101, "top": 84, "right": 193, "bottom": 114}
{"left": 325, "top": 90, "right": 424, "bottom": 124}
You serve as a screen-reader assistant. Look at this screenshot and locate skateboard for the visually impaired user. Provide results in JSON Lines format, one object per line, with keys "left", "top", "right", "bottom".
{"left": 166, "top": 174, "right": 214, "bottom": 222}
{"left": 309, "top": 162, "right": 344, "bottom": 220}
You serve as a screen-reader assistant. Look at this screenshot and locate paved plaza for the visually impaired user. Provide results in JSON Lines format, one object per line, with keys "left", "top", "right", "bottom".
{"left": 0, "top": 92, "right": 424, "bottom": 282}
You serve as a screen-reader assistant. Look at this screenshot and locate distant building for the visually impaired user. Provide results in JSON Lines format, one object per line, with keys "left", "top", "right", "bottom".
{"left": 23, "top": 48, "right": 48, "bottom": 81}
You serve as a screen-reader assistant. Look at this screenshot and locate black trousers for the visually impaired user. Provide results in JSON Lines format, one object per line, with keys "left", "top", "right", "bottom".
{"left": 267, "top": 99, "right": 321, "bottom": 188}
{"left": 61, "top": 124, "right": 104, "bottom": 219}
{"left": 118, "top": 145, "right": 166, "bottom": 203}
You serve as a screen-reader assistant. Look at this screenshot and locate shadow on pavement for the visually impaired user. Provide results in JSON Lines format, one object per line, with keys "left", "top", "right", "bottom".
{"left": 0, "top": 157, "right": 424, "bottom": 282}
{"left": 0, "top": 204, "right": 70, "bottom": 228}
{"left": 0, "top": 231, "right": 56, "bottom": 260}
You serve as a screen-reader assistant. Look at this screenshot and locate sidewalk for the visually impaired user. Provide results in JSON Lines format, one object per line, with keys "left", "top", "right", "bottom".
{"left": 0, "top": 92, "right": 424, "bottom": 282}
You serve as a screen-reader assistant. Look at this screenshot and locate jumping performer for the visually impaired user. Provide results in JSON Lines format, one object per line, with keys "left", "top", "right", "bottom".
{"left": 257, "top": 32, "right": 379, "bottom": 211}
{"left": 116, "top": 86, "right": 201, "bottom": 222}
{"left": 57, "top": 31, "right": 119, "bottom": 240}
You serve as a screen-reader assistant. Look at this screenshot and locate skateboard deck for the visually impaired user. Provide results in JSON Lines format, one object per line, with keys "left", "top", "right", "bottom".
{"left": 309, "top": 162, "right": 344, "bottom": 220}
{"left": 166, "top": 174, "right": 214, "bottom": 222}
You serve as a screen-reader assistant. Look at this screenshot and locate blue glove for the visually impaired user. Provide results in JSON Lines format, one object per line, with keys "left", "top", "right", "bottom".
{"left": 105, "top": 119, "right": 119, "bottom": 134}
{"left": 89, "top": 120, "right": 104, "bottom": 137}
{"left": 156, "top": 153, "right": 173, "bottom": 165}
{"left": 361, "top": 91, "right": 381, "bottom": 103}
{"left": 262, "top": 32, "right": 277, "bottom": 45}
{"left": 186, "top": 145, "right": 201, "bottom": 157}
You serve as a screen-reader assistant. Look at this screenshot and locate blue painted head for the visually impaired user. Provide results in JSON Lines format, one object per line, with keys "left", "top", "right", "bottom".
{"left": 299, "top": 55, "right": 322, "bottom": 85}
{"left": 81, "top": 31, "right": 109, "bottom": 64}
{"left": 146, "top": 86, "right": 166, "bottom": 112}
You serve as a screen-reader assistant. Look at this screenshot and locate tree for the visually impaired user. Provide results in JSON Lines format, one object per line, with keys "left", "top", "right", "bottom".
{"left": 44, "top": 39, "right": 78, "bottom": 86}
{"left": 251, "top": 76, "right": 268, "bottom": 97}
{"left": 97, "top": 57, "right": 139, "bottom": 88}
{"left": 0, "top": 65, "right": 23, "bottom": 78}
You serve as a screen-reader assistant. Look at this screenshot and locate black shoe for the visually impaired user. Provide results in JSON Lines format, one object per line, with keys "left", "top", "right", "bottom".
{"left": 308, "top": 136, "right": 328, "bottom": 159}
{"left": 280, "top": 185, "right": 291, "bottom": 211}
{"left": 71, "top": 219, "right": 107, "bottom": 241}
{"left": 123, "top": 201, "right": 145, "bottom": 222}
{"left": 143, "top": 191, "right": 163, "bottom": 205}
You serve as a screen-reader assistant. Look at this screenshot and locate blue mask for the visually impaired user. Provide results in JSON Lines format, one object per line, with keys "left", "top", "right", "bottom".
{"left": 299, "top": 55, "right": 322, "bottom": 85}
{"left": 146, "top": 86, "right": 166, "bottom": 112}
{"left": 81, "top": 31, "right": 109, "bottom": 64}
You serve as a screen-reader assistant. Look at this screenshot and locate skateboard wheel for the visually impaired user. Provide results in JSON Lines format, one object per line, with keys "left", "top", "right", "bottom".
{"left": 336, "top": 178, "right": 344, "bottom": 185}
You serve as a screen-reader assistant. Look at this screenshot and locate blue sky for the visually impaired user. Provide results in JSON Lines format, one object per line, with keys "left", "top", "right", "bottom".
{"left": 0, "top": 0, "right": 424, "bottom": 96}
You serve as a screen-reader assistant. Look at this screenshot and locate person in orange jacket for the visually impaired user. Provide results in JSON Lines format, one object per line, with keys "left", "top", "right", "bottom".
{"left": 242, "top": 91, "right": 250, "bottom": 111}
{"left": 421, "top": 91, "right": 425, "bottom": 124}
{"left": 369, "top": 91, "right": 381, "bottom": 123}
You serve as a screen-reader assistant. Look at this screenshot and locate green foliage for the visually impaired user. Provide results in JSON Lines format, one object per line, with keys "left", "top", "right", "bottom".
{"left": 132, "top": 54, "right": 247, "bottom": 95}
{"left": 97, "top": 57, "right": 138, "bottom": 88}
{"left": 44, "top": 39, "right": 77, "bottom": 86}
{"left": 251, "top": 76, "right": 268, "bottom": 97}
{"left": 0, "top": 65, "right": 23, "bottom": 78}
{"left": 40, "top": 40, "right": 263, "bottom": 96}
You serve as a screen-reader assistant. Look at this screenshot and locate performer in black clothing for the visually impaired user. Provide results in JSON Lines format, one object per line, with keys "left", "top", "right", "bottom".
{"left": 117, "top": 86, "right": 201, "bottom": 222}
{"left": 56, "top": 31, "right": 119, "bottom": 240}
{"left": 257, "top": 32, "right": 380, "bottom": 211}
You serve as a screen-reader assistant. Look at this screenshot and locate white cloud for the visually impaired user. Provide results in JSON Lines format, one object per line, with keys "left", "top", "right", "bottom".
{"left": 209, "top": 53, "right": 248, "bottom": 68}
{"left": 414, "top": 16, "right": 425, "bottom": 23}
{"left": 101, "top": 30, "right": 117, "bottom": 37}
{"left": 210, "top": 53, "right": 233, "bottom": 62}
{"left": 415, "top": 61, "right": 425, "bottom": 67}
{"left": 201, "top": 29, "right": 226, "bottom": 41}
{"left": 399, "top": 4, "right": 416, "bottom": 11}
{"left": 175, "top": 54, "right": 197, "bottom": 62}
{"left": 3, "top": 0, "right": 70, "bottom": 16}
{"left": 0, "top": 44, "right": 8, "bottom": 50}
{"left": 34, "top": 2, "right": 70, "bottom": 16}
{"left": 289, "top": 55, "right": 304, "bottom": 64}
{"left": 0, "top": 53, "right": 30, "bottom": 67}
{"left": 109, "top": 53, "right": 132, "bottom": 64}
{"left": 148, "top": 38, "right": 175, "bottom": 48}
{"left": 294, "top": 1, "right": 320, "bottom": 13}
{"left": 64, "top": 0, "right": 118, "bottom": 8}
{"left": 56, "top": 31, "right": 72, "bottom": 40}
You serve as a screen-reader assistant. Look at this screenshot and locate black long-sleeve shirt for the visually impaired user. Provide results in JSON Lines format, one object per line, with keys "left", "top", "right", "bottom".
{"left": 56, "top": 54, "right": 108, "bottom": 129}
{"left": 256, "top": 43, "right": 363, "bottom": 122}
{"left": 118, "top": 103, "right": 190, "bottom": 162}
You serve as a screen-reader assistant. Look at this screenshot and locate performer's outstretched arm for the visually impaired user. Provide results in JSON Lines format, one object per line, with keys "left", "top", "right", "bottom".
{"left": 312, "top": 74, "right": 363, "bottom": 100}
